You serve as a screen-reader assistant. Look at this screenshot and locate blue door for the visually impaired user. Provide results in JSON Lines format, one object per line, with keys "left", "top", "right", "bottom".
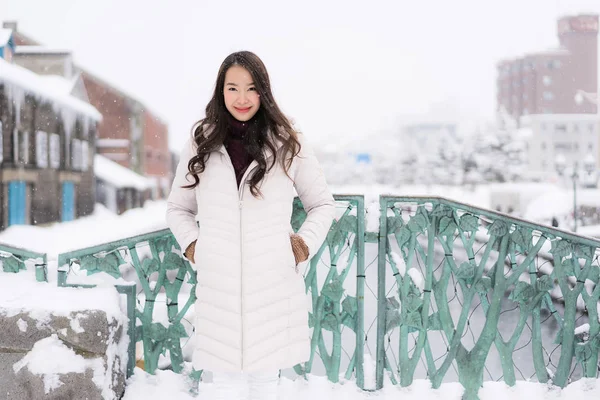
{"left": 8, "top": 181, "right": 26, "bottom": 226}
{"left": 62, "top": 182, "right": 75, "bottom": 222}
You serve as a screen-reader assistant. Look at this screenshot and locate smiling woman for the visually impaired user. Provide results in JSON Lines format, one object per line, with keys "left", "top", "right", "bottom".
{"left": 165, "top": 51, "right": 336, "bottom": 400}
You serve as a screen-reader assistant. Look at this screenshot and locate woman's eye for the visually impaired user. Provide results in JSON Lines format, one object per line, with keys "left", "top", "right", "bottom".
{"left": 249, "top": 87, "right": 257, "bottom": 91}
{"left": 228, "top": 87, "right": 237, "bottom": 91}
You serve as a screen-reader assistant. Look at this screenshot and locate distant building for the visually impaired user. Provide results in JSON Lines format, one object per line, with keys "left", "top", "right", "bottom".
{"left": 497, "top": 14, "right": 598, "bottom": 123}
{"left": 5, "top": 21, "right": 173, "bottom": 202}
{"left": 521, "top": 114, "right": 600, "bottom": 180}
{"left": 0, "top": 29, "right": 102, "bottom": 229}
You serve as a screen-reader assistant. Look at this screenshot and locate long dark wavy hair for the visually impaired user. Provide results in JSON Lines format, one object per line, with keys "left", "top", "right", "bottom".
{"left": 183, "top": 51, "right": 302, "bottom": 198}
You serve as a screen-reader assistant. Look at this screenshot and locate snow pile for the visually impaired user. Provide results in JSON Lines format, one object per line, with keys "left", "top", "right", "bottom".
{"left": 13, "top": 334, "right": 104, "bottom": 394}
{"left": 0, "top": 272, "right": 123, "bottom": 321}
{"left": 525, "top": 187, "right": 600, "bottom": 222}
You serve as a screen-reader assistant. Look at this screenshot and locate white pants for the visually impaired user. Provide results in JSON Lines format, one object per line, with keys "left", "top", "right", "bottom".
{"left": 211, "top": 370, "right": 279, "bottom": 400}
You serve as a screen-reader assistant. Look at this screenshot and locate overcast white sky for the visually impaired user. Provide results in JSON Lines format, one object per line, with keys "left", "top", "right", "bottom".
{"left": 2, "top": 0, "right": 600, "bottom": 150}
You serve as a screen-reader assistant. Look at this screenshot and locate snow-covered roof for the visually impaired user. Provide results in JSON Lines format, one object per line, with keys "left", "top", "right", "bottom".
{"left": 15, "top": 45, "right": 71, "bottom": 55}
{"left": 0, "top": 29, "right": 13, "bottom": 47}
{"left": 0, "top": 58, "right": 101, "bottom": 120}
{"left": 94, "top": 154, "right": 155, "bottom": 191}
{"left": 39, "top": 74, "right": 78, "bottom": 95}
{"left": 529, "top": 47, "right": 570, "bottom": 57}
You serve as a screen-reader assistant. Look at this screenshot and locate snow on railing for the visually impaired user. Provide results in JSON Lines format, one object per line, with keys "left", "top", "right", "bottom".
{"left": 0, "top": 242, "right": 47, "bottom": 282}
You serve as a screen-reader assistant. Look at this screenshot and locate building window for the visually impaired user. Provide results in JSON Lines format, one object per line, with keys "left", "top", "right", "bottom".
{"left": 543, "top": 91, "right": 554, "bottom": 101}
{"left": 81, "top": 140, "right": 89, "bottom": 171}
{"left": 547, "top": 60, "right": 562, "bottom": 70}
{"left": 541, "top": 142, "right": 547, "bottom": 150}
{"left": 543, "top": 75, "right": 552, "bottom": 86}
{"left": 555, "top": 143, "right": 573, "bottom": 151}
{"left": 589, "top": 143, "right": 594, "bottom": 151}
{"left": 50, "top": 133, "right": 60, "bottom": 169}
{"left": 71, "top": 139, "right": 81, "bottom": 171}
{"left": 35, "top": 131, "right": 48, "bottom": 168}
{"left": 555, "top": 124, "right": 567, "bottom": 133}
{"left": 16, "top": 130, "right": 29, "bottom": 164}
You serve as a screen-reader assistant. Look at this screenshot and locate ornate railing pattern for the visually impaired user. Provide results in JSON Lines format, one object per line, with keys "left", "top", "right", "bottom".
{"left": 291, "top": 195, "right": 367, "bottom": 387}
{"left": 57, "top": 230, "right": 197, "bottom": 379}
{"left": 376, "top": 196, "right": 600, "bottom": 399}
{"left": 41, "top": 194, "right": 600, "bottom": 399}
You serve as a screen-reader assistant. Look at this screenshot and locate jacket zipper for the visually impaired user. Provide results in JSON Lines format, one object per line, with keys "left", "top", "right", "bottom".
{"left": 221, "top": 146, "right": 275, "bottom": 371}
{"left": 235, "top": 159, "right": 258, "bottom": 372}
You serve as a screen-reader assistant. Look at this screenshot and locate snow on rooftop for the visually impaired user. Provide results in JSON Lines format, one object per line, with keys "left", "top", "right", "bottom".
{"left": 532, "top": 47, "right": 570, "bottom": 57}
{"left": 95, "top": 154, "right": 155, "bottom": 191}
{"left": 0, "top": 29, "right": 13, "bottom": 47}
{"left": 15, "top": 45, "right": 71, "bottom": 54}
{"left": 39, "top": 74, "right": 78, "bottom": 95}
{"left": 0, "top": 58, "right": 101, "bottom": 120}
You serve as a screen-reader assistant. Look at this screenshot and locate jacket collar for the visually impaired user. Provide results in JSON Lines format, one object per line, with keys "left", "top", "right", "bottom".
{"left": 202, "top": 123, "right": 286, "bottom": 160}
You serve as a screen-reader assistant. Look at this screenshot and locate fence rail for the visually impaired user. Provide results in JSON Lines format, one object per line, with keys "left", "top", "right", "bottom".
{"left": 5, "top": 194, "right": 600, "bottom": 399}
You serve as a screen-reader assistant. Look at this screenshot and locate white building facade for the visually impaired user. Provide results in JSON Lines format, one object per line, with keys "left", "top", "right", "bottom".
{"left": 521, "top": 114, "right": 600, "bottom": 180}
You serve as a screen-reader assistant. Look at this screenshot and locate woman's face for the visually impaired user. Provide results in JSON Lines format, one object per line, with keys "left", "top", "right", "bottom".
{"left": 223, "top": 65, "right": 261, "bottom": 121}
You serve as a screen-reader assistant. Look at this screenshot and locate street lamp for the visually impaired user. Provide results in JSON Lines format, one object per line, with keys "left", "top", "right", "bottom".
{"left": 555, "top": 154, "right": 596, "bottom": 232}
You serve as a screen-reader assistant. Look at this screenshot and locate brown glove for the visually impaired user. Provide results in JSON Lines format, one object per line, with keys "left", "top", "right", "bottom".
{"left": 290, "top": 234, "right": 309, "bottom": 269}
{"left": 184, "top": 240, "right": 197, "bottom": 263}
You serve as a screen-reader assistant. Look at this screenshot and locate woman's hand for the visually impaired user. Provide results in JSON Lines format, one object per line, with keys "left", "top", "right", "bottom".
{"left": 290, "top": 234, "right": 309, "bottom": 267}
{"left": 185, "top": 240, "right": 197, "bottom": 263}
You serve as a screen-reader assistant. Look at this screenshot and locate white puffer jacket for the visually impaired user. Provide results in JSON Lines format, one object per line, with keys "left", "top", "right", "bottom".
{"left": 166, "top": 125, "right": 335, "bottom": 373}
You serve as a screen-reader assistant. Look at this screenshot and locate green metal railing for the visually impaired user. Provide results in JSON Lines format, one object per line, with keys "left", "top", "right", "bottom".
{"left": 38, "top": 195, "right": 600, "bottom": 399}
{"left": 376, "top": 196, "right": 600, "bottom": 399}
{"left": 56, "top": 230, "right": 195, "bottom": 378}
{"left": 0, "top": 242, "right": 47, "bottom": 282}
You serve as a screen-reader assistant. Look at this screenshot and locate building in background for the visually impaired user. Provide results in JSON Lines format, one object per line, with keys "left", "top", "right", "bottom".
{"left": 4, "top": 21, "right": 173, "bottom": 202}
{"left": 94, "top": 154, "right": 154, "bottom": 215}
{"left": 520, "top": 114, "right": 600, "bottom": 180}
{"left": 497, "top": 14, "right": 598, "bottom": 123}
{"left": 0, "top": 28, "right": 101, "bottom": 230}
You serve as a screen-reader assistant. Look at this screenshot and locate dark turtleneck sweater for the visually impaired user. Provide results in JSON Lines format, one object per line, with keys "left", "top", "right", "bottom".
{"left": 225, "top": 115, "right": 255, "bottom": 187}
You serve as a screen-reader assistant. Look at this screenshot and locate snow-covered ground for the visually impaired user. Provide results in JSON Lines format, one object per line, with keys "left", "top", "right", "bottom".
{"left": 124, "top": 367, "right": 600, "bottom": 399}
{"left": 3, "top": 193, "right": 600, "bottom": 398}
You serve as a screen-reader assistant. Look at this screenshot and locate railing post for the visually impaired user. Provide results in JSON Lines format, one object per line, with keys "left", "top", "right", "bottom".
{"left": 375, "top": 196, "right": 388, "bottom": 390}
{"left": 355, "top": 196, "right": 366, "bottom": 389}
